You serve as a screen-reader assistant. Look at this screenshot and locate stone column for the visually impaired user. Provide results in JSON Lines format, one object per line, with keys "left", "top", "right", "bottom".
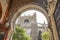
{"left": 49, "top": 15, "right": 59, "bottom": 40}
{"left": 47, "top": 0, "right": 59, "bottom": 40}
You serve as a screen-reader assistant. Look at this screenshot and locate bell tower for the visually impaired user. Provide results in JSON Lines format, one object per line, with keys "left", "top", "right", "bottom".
{"left": 19, "top": 12, "right": 38, "bottom": 40}
{"left": 20, "top": 12, "right": 37, "bottom": 27}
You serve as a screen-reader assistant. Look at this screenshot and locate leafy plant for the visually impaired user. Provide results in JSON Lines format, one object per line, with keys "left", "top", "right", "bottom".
{"left": 41, "top": 31, "right": 50, "bottom": 40}
{"left": 12, "top": 26, "right": 31, "bottom": 40}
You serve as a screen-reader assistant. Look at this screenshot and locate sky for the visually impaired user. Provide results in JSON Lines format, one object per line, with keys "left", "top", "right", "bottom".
{"left": 21, "top": 10, "right": 48, "bottom": 24}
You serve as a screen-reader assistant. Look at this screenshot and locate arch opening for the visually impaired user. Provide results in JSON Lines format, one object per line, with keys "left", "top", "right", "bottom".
{"left": 9, "top": 4, "right": 53, "bottom": 40}
{"left": 14, "top": 9, "right": 49, "bottom": 40}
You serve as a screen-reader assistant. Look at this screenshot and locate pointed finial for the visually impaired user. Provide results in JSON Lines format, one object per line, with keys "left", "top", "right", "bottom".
{"left": 43, "top": 21, "right": 46, "bottom": 27}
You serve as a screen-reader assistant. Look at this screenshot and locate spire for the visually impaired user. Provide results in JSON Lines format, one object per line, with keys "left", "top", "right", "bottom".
{"left": 34, "top": 11, "right": 36, "bottom": 16}
{"left": 43, "top": 21, "right": 46, "bottom": 29}
{"left": 44, "top": 21, "right": 46, "bottom": 26}
{"left": 33, "top": 11, "right": 36, "bottom": 18}
{"left": 43, "top": 21, "right": 48, "bottom": 31}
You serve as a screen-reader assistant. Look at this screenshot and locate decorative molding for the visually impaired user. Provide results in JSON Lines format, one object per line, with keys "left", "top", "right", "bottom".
{"left": 47, "top": 0, "right": 57, "bottom": 16}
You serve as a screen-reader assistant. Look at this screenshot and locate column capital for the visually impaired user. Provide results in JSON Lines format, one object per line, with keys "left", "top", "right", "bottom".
{"left": 47, "top": 0, "right": 57, "bottom": 16}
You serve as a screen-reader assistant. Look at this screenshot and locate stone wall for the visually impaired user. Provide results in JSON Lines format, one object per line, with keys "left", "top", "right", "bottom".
{"left": 54, "top": 1, "right": 60, "bottom": 40}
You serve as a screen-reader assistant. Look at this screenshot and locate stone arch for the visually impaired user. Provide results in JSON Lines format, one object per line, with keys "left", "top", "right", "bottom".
{"left": 11, "top": 4, "right": 49, "bottom": 28}
{"left": 8, "top": 4, "right": 50, "bottom": 40}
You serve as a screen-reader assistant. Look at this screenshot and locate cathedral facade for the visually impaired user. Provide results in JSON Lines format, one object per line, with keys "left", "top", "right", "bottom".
{"left": 17, "top": 12, "right": 47, "bottom": 40}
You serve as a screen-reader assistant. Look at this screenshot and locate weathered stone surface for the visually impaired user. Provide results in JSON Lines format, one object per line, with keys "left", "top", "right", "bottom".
{"left": 54, "top": 1, "right": 60, "bottom": 40}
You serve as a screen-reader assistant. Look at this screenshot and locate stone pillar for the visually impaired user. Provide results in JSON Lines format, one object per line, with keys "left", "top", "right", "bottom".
{"left": 49, "top": 15, "right": 59, "bottom": 40}
{"left": 47, "top": 0, "right": 59, "bottom": 40}
{"left": 7, "top": 29, "right": 14, "bottom": 40}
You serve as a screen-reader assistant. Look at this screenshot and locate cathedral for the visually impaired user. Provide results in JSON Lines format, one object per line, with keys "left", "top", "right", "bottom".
{"left": 0, "top": 0, "right": 60, "bottom": 40}
{"left": 16, "top": 12, "right": 48, "bottom": 40}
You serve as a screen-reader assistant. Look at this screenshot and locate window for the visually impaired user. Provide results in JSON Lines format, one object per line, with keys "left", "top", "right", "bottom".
{"left": 24, "top": 19, "right": 29, "bottom": 23}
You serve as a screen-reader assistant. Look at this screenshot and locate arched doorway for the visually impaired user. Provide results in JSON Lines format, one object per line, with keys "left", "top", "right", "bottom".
{"left": 8, "top": 4, "right": 53, "bottom": 40}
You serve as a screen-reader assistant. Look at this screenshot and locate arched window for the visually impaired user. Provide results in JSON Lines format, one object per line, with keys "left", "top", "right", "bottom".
{"left": 24, "top": 19, "right": 29, "bottom": 23}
